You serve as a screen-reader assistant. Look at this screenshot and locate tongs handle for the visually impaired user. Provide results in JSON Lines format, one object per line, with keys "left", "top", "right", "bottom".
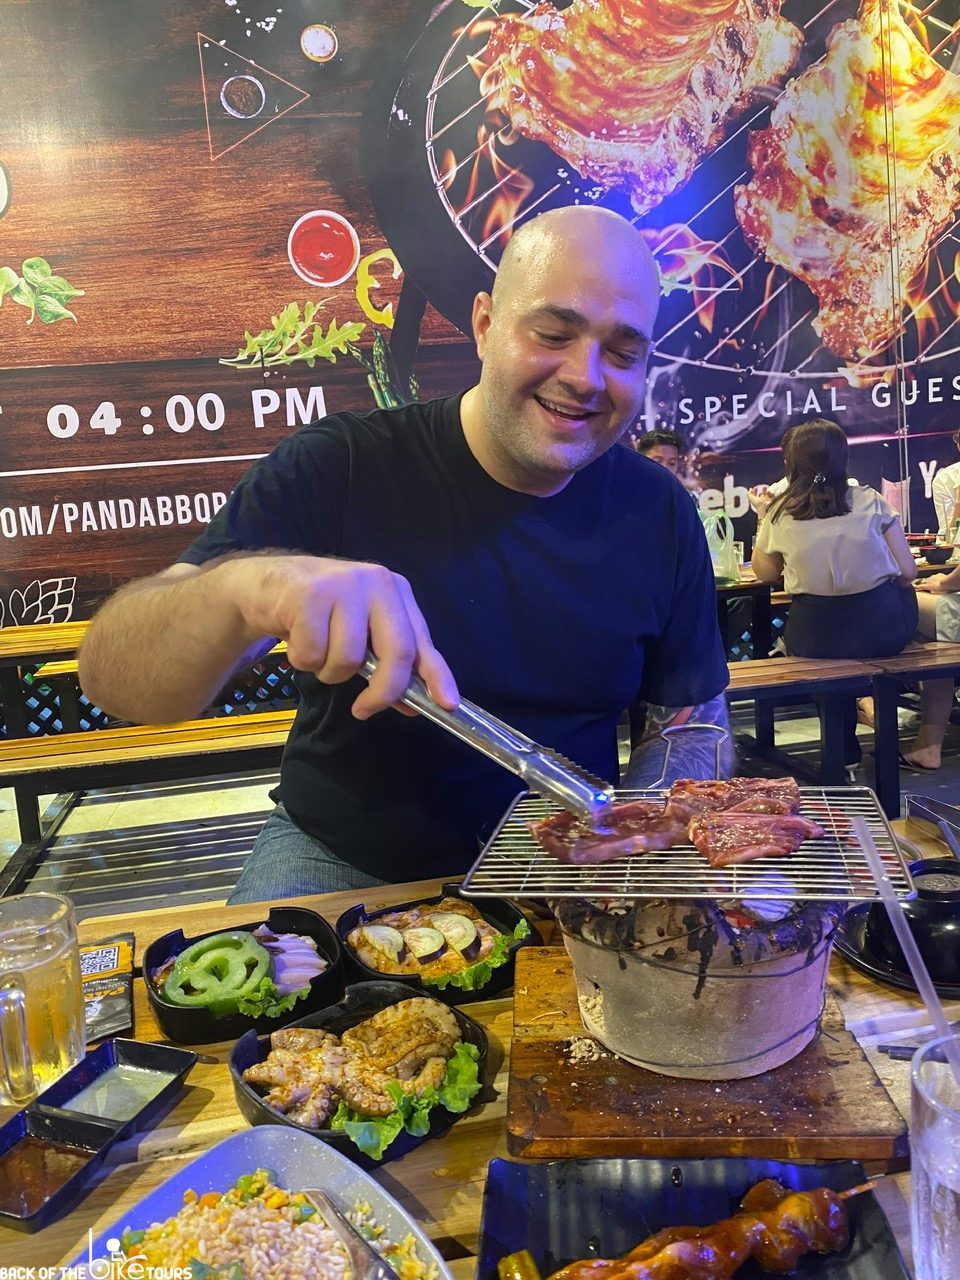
{"left": 359, "top": 649, "right": 614, "bottom": 822}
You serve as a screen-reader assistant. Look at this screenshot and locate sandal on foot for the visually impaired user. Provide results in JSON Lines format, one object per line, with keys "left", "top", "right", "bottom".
{"left": 898, "top": 750, "right": 939, "bottom": 772}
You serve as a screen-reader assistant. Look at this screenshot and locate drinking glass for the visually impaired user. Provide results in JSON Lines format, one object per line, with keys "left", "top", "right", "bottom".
{"left": 0, "top": 892, "right": 85, "bottom": 1105}
{"left": 911, "top": 1034, "right": 960, "bottom": 1279}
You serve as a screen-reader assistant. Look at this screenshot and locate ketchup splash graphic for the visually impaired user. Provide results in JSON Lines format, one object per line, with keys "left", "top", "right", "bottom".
{"left": 287, "top": 210, "right": 360, "bottom": 287}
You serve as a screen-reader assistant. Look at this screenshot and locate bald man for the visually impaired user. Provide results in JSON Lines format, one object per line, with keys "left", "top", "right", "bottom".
{"left": 80, "top": 207, "right": 728, "bottom": 900}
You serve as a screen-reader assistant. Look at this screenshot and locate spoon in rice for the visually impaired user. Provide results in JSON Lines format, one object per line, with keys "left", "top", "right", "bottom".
{"left": 303, "top": 1188, "right": 403, "bottom": 1280}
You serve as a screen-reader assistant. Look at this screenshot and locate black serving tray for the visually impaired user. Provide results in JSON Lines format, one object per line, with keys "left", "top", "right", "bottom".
{"left": 336, "top": 881, "right": 533, "bottom": 1004}
{"left": 0, "top": 1038, "right": 196, "bottom": 1232}
{"left": 230, "top": 979, "right": 488, "bottom": 1169}
{"left": 36, "top": 1037, "right": 197, "bottom": 1139}
{"left": 144, "top": 906, "right": 345, "bottom": 1044}
{"left": 477, "top": 1156, "right": 910, "bottom": 1280}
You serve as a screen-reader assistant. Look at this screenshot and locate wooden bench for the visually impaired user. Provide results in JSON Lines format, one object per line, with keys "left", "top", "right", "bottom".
{"left": 0, "top": 708, "right": 296, "bottom": 894}
{"left": 869, "top": 642, "right": 960, "bottom": 818}
{"left": 725, "top": 655, "right": 875, "bottom": 784}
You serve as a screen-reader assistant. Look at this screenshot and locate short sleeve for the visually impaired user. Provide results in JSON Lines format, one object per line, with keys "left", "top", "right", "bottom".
{"left": 637, "top": 496, "right": 729, "bottom": 707}
{"left": 178, "top": 422, "right": 351, "bottom": 566}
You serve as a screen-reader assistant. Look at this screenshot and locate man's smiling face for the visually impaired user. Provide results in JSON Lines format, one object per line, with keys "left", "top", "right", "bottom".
{"left": 463, "top": 208, "right": 660, "bottom": 496}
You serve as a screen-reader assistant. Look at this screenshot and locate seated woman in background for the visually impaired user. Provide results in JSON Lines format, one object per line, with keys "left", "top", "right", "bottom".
{"left": 750, "top": 419, "right": 918, "bottom": 764}
{"left": 899, "top": 563, "right": 960, "bottom": 770}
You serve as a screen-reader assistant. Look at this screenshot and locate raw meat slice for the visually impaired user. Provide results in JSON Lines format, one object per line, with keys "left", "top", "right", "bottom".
{"left": 529, "top": 800, "right": 687, "bottom": 864}
{"left": 688, "top": 812, "right": 824, "bottom": 867}
{"left": 665, "top": 776, "right": 801, "bottom": 822}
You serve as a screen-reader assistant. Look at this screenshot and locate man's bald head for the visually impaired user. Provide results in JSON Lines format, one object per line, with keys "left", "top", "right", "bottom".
{"left": 460, "top": 204, "right": 661, "bottom": 496}
{"left": 492, "top": 206, "right": 661, "bottom": 316}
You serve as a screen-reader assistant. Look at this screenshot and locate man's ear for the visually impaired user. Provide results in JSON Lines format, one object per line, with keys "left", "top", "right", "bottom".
{"left": 472, "top": 291, "right": 493, "bottom": 360}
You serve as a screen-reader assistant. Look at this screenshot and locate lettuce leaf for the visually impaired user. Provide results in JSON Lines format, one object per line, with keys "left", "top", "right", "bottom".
{"left": 424, "top": 918, "right": 531, "bottom": 992}
{"left": 235, "top": 977, "right": 310, "bottom": 1019}
{"left": 330, "top": 1042, "right": 482, "bottom": 1159}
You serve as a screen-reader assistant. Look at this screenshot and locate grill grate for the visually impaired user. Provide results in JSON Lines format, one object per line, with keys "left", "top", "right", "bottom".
{"left": 460, "top": 786, "right": 914, "bottom": 901}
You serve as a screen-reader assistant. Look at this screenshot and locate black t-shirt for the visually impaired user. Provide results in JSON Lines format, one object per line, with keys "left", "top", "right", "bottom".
{"left": 180, "top": 395, "right": 727, "bottom": 879}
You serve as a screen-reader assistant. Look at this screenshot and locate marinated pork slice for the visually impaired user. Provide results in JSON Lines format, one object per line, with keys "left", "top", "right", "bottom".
{"left": 529, "top": 800, "right": 687, "bottom": 864}
{"left": 688, "top": 812, "right": 824, "bottom": 868}
{"left": 665, "top": 776, "right": 801, "bottom": 822}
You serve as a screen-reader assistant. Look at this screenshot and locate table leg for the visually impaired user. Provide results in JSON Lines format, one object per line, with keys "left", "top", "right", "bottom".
{"left": 816, "top": 695, "right": 848, "bottom": 784}
{"left": 14, "top": 786, "right": 42, "bottom": 844}
{"left": 752, "top": 589, "right": 773, "bottom": 660}
{"left": 872, "top": 674, "right": 902, "bottom": 819}
{"left": 755, "top": 700, "right": 776, "bottom": 750}
{"left": 0, "top": 666, "right": 27, "bottom": 739}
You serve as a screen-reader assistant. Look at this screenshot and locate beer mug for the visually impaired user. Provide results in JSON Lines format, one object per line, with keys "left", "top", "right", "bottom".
{"left": 0, "top": 893, "right": 85, "bottom": 1105}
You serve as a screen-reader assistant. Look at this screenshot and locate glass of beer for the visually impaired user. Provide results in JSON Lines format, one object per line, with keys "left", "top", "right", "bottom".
{"left": 911, "top": 1034, "right": 960, "bottom": 1279}
{"left": 0, "top": 892, "right": 85, "bottom": 1105}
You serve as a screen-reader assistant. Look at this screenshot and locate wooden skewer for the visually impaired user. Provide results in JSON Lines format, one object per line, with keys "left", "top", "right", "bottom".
{"left": 839, "top": 1176, "right": 884, "bottom": 1199}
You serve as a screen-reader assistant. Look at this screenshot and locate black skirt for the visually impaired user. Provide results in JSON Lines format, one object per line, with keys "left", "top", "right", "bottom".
{"left": 785, "top": 580, "right": 918, "bottom": 660}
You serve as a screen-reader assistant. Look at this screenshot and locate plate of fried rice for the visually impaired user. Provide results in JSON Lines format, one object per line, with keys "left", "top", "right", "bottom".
{"left": 70, "top": 1127, "right": 452, "bottom": 1280}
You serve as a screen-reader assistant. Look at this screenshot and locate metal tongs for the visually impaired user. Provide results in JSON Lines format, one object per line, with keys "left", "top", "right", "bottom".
{"left": 359, "top": 648, "right": 614, "bottom": 823}
{"left": 303, "top": 1188, "right": 402, "bottom": 1280}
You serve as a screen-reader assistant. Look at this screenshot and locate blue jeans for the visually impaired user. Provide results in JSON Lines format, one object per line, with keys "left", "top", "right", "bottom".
{"left": 228, "top": 803, "right": 387, "bottom": 904}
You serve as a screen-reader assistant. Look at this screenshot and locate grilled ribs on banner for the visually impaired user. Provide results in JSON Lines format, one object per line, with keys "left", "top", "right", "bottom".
{"left": 483, "top": 0, "right": 801, "bottom": 216}
{"left": 735, "top": 0, "right": 960, "bottom": 361}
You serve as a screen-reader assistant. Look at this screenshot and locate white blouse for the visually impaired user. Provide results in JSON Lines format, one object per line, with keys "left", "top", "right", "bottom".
{"left": 754, "top": 485, "right": 901, "bottom": 596}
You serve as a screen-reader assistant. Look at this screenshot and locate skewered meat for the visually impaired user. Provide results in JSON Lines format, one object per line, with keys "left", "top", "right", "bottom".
{"left": 528, "top": 801, "right": 688, "bottom": 864}
{"left": 483, "top": 0, "right": 801, "bottom": 216}
{"left": 546, "top": 1179, "right": 849, "bottom": 1280}
{"left": 688, "top": 812, "right": 825, "bottom": 867}
{"left": 665, "top": 777, "right": 801, "bottom": 822}
{"left": 734, "top": 0, "right": 960, "bottom": 361}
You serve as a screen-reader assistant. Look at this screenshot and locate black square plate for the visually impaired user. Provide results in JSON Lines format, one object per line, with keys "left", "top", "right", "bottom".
{"left": 477, "top": 1157, "right": 909, "bottom": 1280}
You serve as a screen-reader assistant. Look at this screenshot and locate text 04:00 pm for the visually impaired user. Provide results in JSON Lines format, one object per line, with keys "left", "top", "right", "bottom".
{"left": 44, "top": 387, "right": 328, "bottom": 439}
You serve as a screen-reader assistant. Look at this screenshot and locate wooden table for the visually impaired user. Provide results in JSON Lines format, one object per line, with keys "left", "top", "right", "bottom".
{"left": 3, "top": 837, "right": 949, "bottom": 1277}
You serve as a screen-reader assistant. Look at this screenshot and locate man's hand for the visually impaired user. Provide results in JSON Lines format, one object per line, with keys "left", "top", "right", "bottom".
{"left": 218, "top": 554, "right": 459, "bottom": 718}
{"left": 79, "top": 551, "right": 459, "bottom": 725}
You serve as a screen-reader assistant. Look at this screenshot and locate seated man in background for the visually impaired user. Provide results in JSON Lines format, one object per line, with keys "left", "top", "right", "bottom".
{"left": 78, "top": 206, "right": 730, "bottom": 903}
{"left": 635, "top": 427, "right": 683, "bottom": 473}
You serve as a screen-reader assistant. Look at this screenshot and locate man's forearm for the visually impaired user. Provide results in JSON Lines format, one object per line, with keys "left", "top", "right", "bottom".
{"left": 622, "top": 694, "right": 735, "bottom": 786}
{"left": 78, "top": 560, "right": 269, "bottom": 724}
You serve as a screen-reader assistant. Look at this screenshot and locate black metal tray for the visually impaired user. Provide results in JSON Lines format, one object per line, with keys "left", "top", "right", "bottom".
{"left": 336, "top": 881, "right": 534, "bottom": 1004}
{"left": 230, "top": 979, "right": 488, "bottom": 1169}
{"left": 144, "top": 906, "right": 345, "bottom": 1044}
{"left": 0, "top": 1038, "right": 196, "bottom": 1231}
{"left": 477, "top": 1156, "right": 910, "bottom": 1280}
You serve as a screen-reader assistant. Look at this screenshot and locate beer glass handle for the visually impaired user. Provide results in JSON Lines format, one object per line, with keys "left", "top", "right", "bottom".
{"left": 0, "top": 981, "right": 35, "bottom": 1105}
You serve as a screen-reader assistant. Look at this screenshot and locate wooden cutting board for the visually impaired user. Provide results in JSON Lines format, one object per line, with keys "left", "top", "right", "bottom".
{"left": 507, "top": 948, "right": 908, "bottom": 1165}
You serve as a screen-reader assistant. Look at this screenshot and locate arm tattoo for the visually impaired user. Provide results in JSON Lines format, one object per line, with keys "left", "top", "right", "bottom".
{"left": 622, "top": 694, "right": 735, "bottom": 787}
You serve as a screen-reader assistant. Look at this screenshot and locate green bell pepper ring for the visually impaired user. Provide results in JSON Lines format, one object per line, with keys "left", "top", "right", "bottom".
{"left": 163, "top": 931, "right": 272, "bottom": 1015}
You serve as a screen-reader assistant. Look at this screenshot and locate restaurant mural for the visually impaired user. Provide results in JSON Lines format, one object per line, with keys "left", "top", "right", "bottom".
{"left": 1, "top": 0, "right": 959, "bottom": 619}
